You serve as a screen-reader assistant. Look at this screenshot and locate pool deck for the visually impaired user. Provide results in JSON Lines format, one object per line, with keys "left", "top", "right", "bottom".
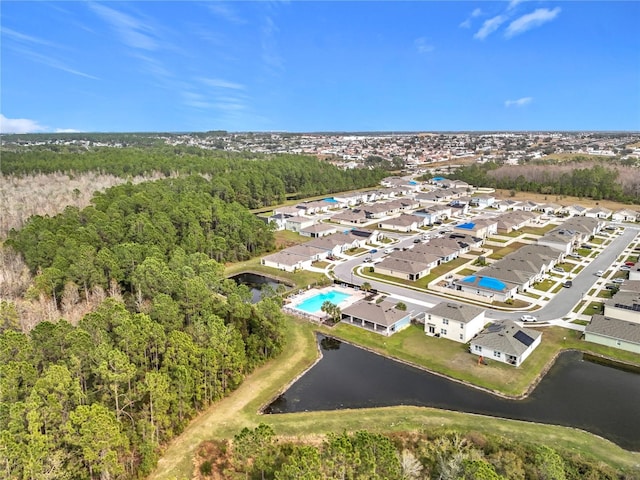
{"left": 284, "top": 285, "right": 364, "bottom": 321}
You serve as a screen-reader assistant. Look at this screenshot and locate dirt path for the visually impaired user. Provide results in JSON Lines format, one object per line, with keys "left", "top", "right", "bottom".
{"left": 148, "top": 321, "right": 316, "bottom": 480}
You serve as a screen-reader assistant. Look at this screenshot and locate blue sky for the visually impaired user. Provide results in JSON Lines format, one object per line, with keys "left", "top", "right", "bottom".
{"left": 1, "top": 1, "right": 639, "bottom": 133}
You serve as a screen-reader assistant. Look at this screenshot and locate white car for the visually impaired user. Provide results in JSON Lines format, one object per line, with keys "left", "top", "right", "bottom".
{"left": 595, "top": 270, "right": 604, "bottom": 277}
{"left": 612, "top": 278, "right": 625, "bottom": 284}
{"left": 620, "top": 266, "right": 631, "bottom": 271}
{"left": 520, "top": 314, "right": 538, "bottom": 322}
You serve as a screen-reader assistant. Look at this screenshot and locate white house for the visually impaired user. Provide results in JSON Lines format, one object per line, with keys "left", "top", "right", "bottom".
{"left": 612, "top": 209, "right": 639, "bottom": 223}
{"left": 470, "top": 321, "right": 542, "bottom": 367}
{"left": 424, "top": 302, "right": 486, "bottom": 343}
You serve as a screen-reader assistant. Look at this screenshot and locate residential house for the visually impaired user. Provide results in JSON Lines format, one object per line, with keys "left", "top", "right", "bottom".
{"left": 424, "top": 302, "right": 486, "bottom": 343}
{"left": 472, "top": 195, "right": 496, "bottom": 209}
{"left": 603, "top": 292, "right": 640, "bottom": 323}
{"left": 341, "top": 299, "right": 413, "bottom": 336}
{"left": 470, "top": 321, "right": 542, "bottom": 367}
{"left": 300, "top": 223, "right": 338, "bottom": 238}
{"left": 374, "top": 256, "right": 433, "bottom": 281}
{"left": 261, "top": 251, "right": 313, "bottom": 272}
{"left": 494, "top": 200, "right": 521, "bottom": 212}
{"left": 285, "top": 216, "right": 316, "bottom": 233}
{"left": 561, "top": 205, "right": 588, "bottom": 217}
{"left": 496, "top": 210, "right": 537, "bottom": 234}
{"left": 331, "top": 209, "right": 368, "bottom": 225}
{"left": 584, "top": 315, "right": 640, "bottom": 354}
{"left": 414, "top": 204, "right": 452, "bottom": 224}
{"left": 454, "top": 274, "right": 518, "bottom": 302}
{"left": 453, "top": 217, "right": 498, "bottom": 239}
{"left": 378, "top": 214, "right": 425, "bottom": 232}
{"left": 586, "top": 206, "right": 612, "bottom": 219}
{"left": 612, "top": 209, "right": 639, "bottom": 223}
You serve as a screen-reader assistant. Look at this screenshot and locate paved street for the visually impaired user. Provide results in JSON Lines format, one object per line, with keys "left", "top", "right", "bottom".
{"left": 332, "top": 224, "right": 640, "bottom": 330}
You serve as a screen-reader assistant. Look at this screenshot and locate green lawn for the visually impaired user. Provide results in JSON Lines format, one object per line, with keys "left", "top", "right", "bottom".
{"left": 488, "top": 242, "right": 527, "bottom": 260}
{"left": 533, "top": 279, "right": 554, "bottom": 292}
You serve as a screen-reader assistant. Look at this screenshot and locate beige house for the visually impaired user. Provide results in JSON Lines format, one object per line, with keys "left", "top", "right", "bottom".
{"left": 424, "top": 302, "right": 486, "bottom": 343}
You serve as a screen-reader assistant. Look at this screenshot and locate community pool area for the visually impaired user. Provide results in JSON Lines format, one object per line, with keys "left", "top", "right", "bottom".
{"left": 295, "top": 289, "right": 352, "bottom": 314}
{"left": 323, "top": 197, "right": 339, "bottom": 203}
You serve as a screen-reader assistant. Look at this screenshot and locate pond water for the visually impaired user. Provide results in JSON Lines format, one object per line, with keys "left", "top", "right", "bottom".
{"left": 265, "top": 335, "right": 640, "bottom": 451}
{"left": 229, "top": 272, "right": 284, "bottom": 303}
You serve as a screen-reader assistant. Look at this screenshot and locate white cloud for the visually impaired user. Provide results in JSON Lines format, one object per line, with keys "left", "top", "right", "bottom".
{"left": 207, "top": 3, "right": 246, "bottom": 25}
{"left": 55, "top": 128, "right": 81, "bottom": 133}
{"left": 506, "top": 7, "right": 561, "bottom": 38}
{"left": 89, "top": 3, "right": 157, "bottom": 50}
{"left": 0, "top": 114, "right": 46, "bottom": 134}
{"left": 414, "top": 37, "right": 435, "bottom": 54}
{"left": 460, "top": 8, "right": 483, "bottom": 29}
{"left": 1, "top": 27, "right": 59, "bottom": 48}
{"left": 199, "top": 78, "right": 246, "bottom": 90}
{"left": 505, "top": 97, "right": 533, "bottom": 107}
{"left": 508, "top": 0, "right": 526, "bottom": 10}
{"left": 474, "top": 15, "right": 507, "bottom": 40}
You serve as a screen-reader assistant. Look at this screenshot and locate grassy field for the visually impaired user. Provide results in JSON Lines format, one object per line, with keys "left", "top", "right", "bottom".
{"left": 149, "top": 318, "right": 640, "bottom": 480}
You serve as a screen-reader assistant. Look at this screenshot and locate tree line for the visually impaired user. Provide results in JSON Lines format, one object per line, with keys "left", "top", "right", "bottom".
{"left": 203, "top": 424, "right": 630, "bottom": 479}
{"left": 441, "top": 161, "right": 640, "bottom": 204}
{"left": 0, "top": 147, "right": 384, "bottom": 207}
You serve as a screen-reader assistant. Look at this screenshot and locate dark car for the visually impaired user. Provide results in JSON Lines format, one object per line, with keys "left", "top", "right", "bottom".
{"left": 605, "top": 284, "right": 618, "bottom": 291}
{"left": 413, "top": 238, "right": 421, "bottom": 243}
{"left": 563, "top": 280, "right": 573, "bottom": 288}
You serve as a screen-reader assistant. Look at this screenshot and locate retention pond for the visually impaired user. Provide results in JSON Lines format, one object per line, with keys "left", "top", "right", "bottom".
{"left": 265, "top": 334, "right": 640, "bottom": 451}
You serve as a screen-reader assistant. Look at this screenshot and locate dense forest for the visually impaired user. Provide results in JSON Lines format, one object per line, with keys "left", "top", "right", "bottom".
{"left": 0, "top": 150, "right": 387, "bottom": 479}
{"left": 442, "top": 161, "right": 640, "bottom": 204}
{"left": 0, "top": 147, "right": 384, "bottom": 206}
{"left": 201, "top": 424, "right": 630, "bottom": 479}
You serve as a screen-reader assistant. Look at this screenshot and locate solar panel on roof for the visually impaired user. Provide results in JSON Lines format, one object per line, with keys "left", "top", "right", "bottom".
{"left": 514, "top": 330, "right": 534, "bottom": 347}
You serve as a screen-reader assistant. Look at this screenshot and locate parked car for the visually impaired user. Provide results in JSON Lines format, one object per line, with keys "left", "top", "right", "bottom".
{"left": 595, "top": 270, "right": 604, "bottom": 277}
{"left": 563, "top": 280, "right": 573, "bottom": 288}
{"left": 384, "top": 248, "right": 393, "bottom": 254}
{"left": 605, "top": 284, "right": 618, "bottom": 291}
{"left": 612, "top": 278, "right": 625, "bottom": 284}
{"left": 552, "top": 267, "right": 564, "bottom": 274}
{"left": 568, "top": 253, "right": 582, "bottom": 259}
{"left": 413, "top": 238, "right": 421, "bottom": 243}
{"left": 625, "top": 261, "right": 636, "bottom": 266}
{"left": 581, "top": 244, "right": 593, "bottom": 249}
{"left": 620, "top": 266, "right": 631, "bottom": 271}
{"left": 520, "top": 314, "right": 538, "bottom": 322}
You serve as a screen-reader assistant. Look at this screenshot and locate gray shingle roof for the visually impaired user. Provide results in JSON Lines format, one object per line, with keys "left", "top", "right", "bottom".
{"left": 586, "top": 315, "right": 640, "bottom": 345}
{"left": 426, "top": 302, "right": 485, "bottom": 323}
{"left": 472, "top": 321, "right": 542, "bottom": 357}
{"left": 342, "top": 300, "right": 409, "bottom": 327}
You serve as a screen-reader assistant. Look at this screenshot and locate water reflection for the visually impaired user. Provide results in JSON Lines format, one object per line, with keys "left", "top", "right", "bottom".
{"left": 266, "top": 335, "right": 640, "bottom": 451}
{"left": 229, "top": 272, "right": 283, "bottom": 303}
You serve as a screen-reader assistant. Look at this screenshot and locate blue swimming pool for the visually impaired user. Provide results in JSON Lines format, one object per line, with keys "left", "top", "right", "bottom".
{"left": 323, "top": 197, "right": 339, "bottom": 203}
{"left": 457, "top": 222, "right": 476, "bottom": 230}
{"left": 462, "top": 275, "right": 506, "bottom": 291}
{"left": 295, "top": 290, "right": 351, "bottom": 314}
